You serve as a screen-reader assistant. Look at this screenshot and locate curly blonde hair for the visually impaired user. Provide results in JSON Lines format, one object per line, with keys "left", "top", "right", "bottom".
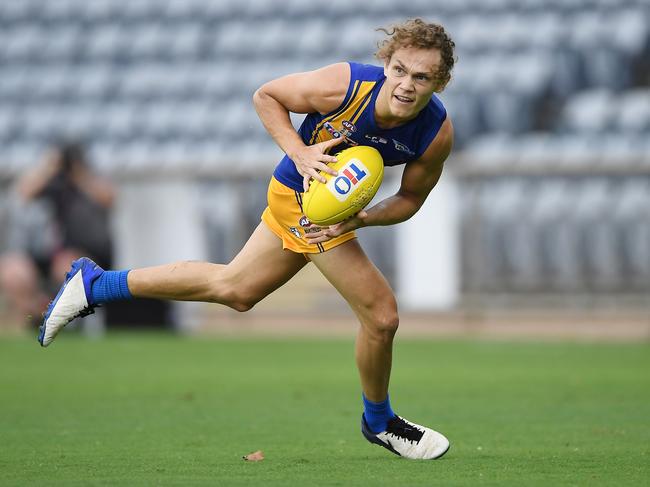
{"left": 375, "top": 18, "right": 456, "bottom": 91}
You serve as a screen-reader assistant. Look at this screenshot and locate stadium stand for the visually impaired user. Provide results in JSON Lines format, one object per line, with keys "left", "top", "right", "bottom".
{"left": 0, "top": 0, "right": 648, "bottom": 296}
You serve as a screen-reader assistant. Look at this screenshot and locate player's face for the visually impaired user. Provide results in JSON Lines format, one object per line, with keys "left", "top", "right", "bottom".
{"left": 380, "top": 46, "right": 441, "bottom": 122}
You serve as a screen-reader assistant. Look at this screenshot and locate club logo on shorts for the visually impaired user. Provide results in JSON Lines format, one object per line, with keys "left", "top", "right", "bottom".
{"left": 326, "top": 158, "right": 369, "bottom": 202}
{"left": 289, "top": 226, "right": 301, "bottom": 238}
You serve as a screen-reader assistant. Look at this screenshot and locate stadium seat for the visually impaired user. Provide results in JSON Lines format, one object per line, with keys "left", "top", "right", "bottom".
{"left": 438, "top": 92, "right": 483, "bottom": 145}
{"left": 562, "top": 89, "right": 614, "bottom": 133}
{"left": 612, "top": 8, "right": 649, "bottom": 56}
{"left": 40, "top": 25, "right": 82, "bottom": 62}
{"left": 614, "top": 180, "right": 650, "bottom": 289}
{"left": 168, "top": 23, "right": 203, "bottom": 58}
{"left": 0, "top": 109, "right": 18, "bottom": 145}
{"left": 575, "top": 181, "right": 623, "bottom": 289}
{"left": 479, "top": 180, "right": 542, "bottom": 290}
{"left": 4, "top": 142, "right": 41, "bottom": 175}
{"left": 516, "top": 133, "right": 561, "bottom": 167}
{"left": 530, "top": 181, "right": 583, "bottom": 290}
{"left": 616, "top": 90, "right": 650, "bottom": 133}
{"left": 463, "top": 134, "right": 521, "bottom": 169}
{"left": 0, "top": 1, "right": 32, "bottom": 23}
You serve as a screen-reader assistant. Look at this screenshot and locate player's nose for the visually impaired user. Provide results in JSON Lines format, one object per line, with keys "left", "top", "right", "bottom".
{"left": 398, "top": 79, "right": 415, "bottom": 92}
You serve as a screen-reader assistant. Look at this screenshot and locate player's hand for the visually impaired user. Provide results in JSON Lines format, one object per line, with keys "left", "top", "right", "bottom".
{"left": 42, "top": 150, "right": 64, "bottom": 178}
{"left": 304, "top": 210, "right": 369, "bottom": 244}
{"left": 292, "top": 137, "right": 343, "bottom": 192}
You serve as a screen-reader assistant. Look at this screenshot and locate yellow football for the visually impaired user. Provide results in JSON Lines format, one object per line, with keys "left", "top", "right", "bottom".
{"left": 302, "top": 145, "right": 384, "bottom": 226}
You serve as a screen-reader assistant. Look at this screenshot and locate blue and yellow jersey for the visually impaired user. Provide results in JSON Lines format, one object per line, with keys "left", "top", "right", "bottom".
{"left": 273, "top": 62, "right": 448, "bottom": 192}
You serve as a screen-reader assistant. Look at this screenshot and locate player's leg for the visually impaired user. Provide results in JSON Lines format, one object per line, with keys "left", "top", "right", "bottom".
{"left": 309, "top": 239, "right": 397, "bottom": 403}
{"left": 39, "top": 223, "right": 307, "bottom": 346}
{"left": 309, "top": 238, "right": 449, "bottom": 460}
{"left": 127, "top": 222, "right": 307, "bottom": 311}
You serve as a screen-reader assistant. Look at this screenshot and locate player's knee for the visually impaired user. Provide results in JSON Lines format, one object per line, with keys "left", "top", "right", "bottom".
{"left": 372, "top": 311, "right": 399, "bottom": 339}
{"left": 229, "top": 297, "right": 257, "bottom": 313}
{"left": 365, "top": 300, "right": 399, "bottom": 341}
{"left": 219, "top": 288, "right": 259, "bottom": 312}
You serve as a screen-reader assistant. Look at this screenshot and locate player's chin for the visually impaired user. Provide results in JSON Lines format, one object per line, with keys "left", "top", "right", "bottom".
{"left": 391, "top": 98, "right": 418, "bottom": 117}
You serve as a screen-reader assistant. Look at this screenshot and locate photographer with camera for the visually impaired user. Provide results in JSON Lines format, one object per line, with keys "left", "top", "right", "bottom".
{"left": 0, "top": 141, "right": 115, "bottom": 329}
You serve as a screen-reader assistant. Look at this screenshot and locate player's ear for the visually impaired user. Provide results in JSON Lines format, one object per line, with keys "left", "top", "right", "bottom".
{"left": 433, "top": 77, "right": 448, "bottom": 93}
{"left": 383, "top": 57, "right": 391, "bottom": 77}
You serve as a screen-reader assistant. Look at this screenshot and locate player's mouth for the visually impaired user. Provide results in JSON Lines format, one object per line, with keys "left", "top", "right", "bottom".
{"left": 393, "top": 94, "right": 414, "bottom": 105}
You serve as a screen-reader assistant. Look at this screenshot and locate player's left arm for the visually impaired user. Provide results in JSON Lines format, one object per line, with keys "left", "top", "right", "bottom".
{"left": 306, "top": 117, "right": 454, "bottom": 243}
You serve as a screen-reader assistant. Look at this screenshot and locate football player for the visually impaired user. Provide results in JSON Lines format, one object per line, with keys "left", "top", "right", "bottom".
{"left": 38, "top": 18, "right": 455, "bottom": 460}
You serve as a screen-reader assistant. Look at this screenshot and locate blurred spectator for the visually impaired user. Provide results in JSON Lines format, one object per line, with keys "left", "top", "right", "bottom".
{"left": 0, "top": 141, "right": 115, "bottom": 329}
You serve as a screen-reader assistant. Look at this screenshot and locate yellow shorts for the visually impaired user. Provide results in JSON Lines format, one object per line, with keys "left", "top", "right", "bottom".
{"left": 261, "top": 176, "right": 357, "bottom": 254}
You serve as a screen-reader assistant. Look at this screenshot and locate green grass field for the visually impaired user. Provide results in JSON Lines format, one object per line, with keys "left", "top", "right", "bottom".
{"left": 1, "top": 333, "right": 648, "bottom": 486}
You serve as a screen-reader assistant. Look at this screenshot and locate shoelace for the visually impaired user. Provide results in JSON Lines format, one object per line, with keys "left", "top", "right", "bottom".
{"left": 43, "top": 300, "right": 97, "bottom": 320}
{"left": 77, "top": 306, "right": 97, "bottom": 318}
{"left": 385, "top": 417, "right": 425, "bottom": 444}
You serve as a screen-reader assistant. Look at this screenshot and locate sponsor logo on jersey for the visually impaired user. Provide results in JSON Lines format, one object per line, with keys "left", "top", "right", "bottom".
{"left": 326, "top": 159, "right": 369, "bottom": 202}
{"left": 392, "top": 139, "right": 415, "bottom": 156}
{"left": 324, "top": 122, "right": 342, "bottom": 138}
{"left": 365, "top": 135, "right": 387, "bottom": 144}
{"left": 342, "top": 120, "right": 357, "bottom": 132}
{"left": 323, "top": 122, "right": 358, "bottom": 146}
{"left": 289, "top": 226, "right": 301, "bottom": 238}
{"left": 299, "top": 216, "right": 311, "bottom": 227}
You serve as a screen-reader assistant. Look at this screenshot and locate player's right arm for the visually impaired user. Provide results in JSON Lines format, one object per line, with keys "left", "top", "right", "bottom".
{"left": 253, "top": 63, "right": 350, "bottom": 190}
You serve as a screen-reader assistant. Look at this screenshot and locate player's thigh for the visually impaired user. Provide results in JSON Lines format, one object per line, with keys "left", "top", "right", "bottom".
{"left": 224, "top": 222, "right": 308, "bottom": 301}
{"left": 309, "top": 239, "right": 398, "bottom": 326}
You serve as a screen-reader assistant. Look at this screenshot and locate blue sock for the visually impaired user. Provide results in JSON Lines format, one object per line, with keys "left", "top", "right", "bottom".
{"left": 90, "top": 270, "right": 132, "bottom": 304}
{"left": 363, "top": 393, "right": 396, "bottom": 434}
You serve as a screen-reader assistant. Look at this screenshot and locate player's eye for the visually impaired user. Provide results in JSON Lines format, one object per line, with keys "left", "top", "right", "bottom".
{"left": 394, "top": 66, "right": 404, "bottom": 74}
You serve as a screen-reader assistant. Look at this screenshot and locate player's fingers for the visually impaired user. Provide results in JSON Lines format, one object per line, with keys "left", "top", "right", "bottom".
{"left": 319, "top": 153, "right": 339, "bottom": 164}
{"left": 357, "top": 210, "right": 368, "bottom": 219}
{"left": 303, "top": 174, "right": 310, "bottom": 192}
{"left": 318, "top": 159, "right": 339, "bottom": 176}
{"left": 305, "top": 226, "right": 327, "bottom": 241}
{"left": 329, "top": 220, "right": 357, "bottom": 237}
{"left": 320, "top": 136, "right": 343, "bottom": 148}
{"left": 306, "top": 233, "right": 331, "bottom": 244}
{"left": 325, "top": 226, "right": 344, "bottom": 238}
{"left": 308, "top": 167, "right": 327, "bottom": 184}
{"left": 319, "top": 137, "right": 343, "bottom": 153}
{"left": 315, "top": 161, "right": 338, "bottom": 177}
